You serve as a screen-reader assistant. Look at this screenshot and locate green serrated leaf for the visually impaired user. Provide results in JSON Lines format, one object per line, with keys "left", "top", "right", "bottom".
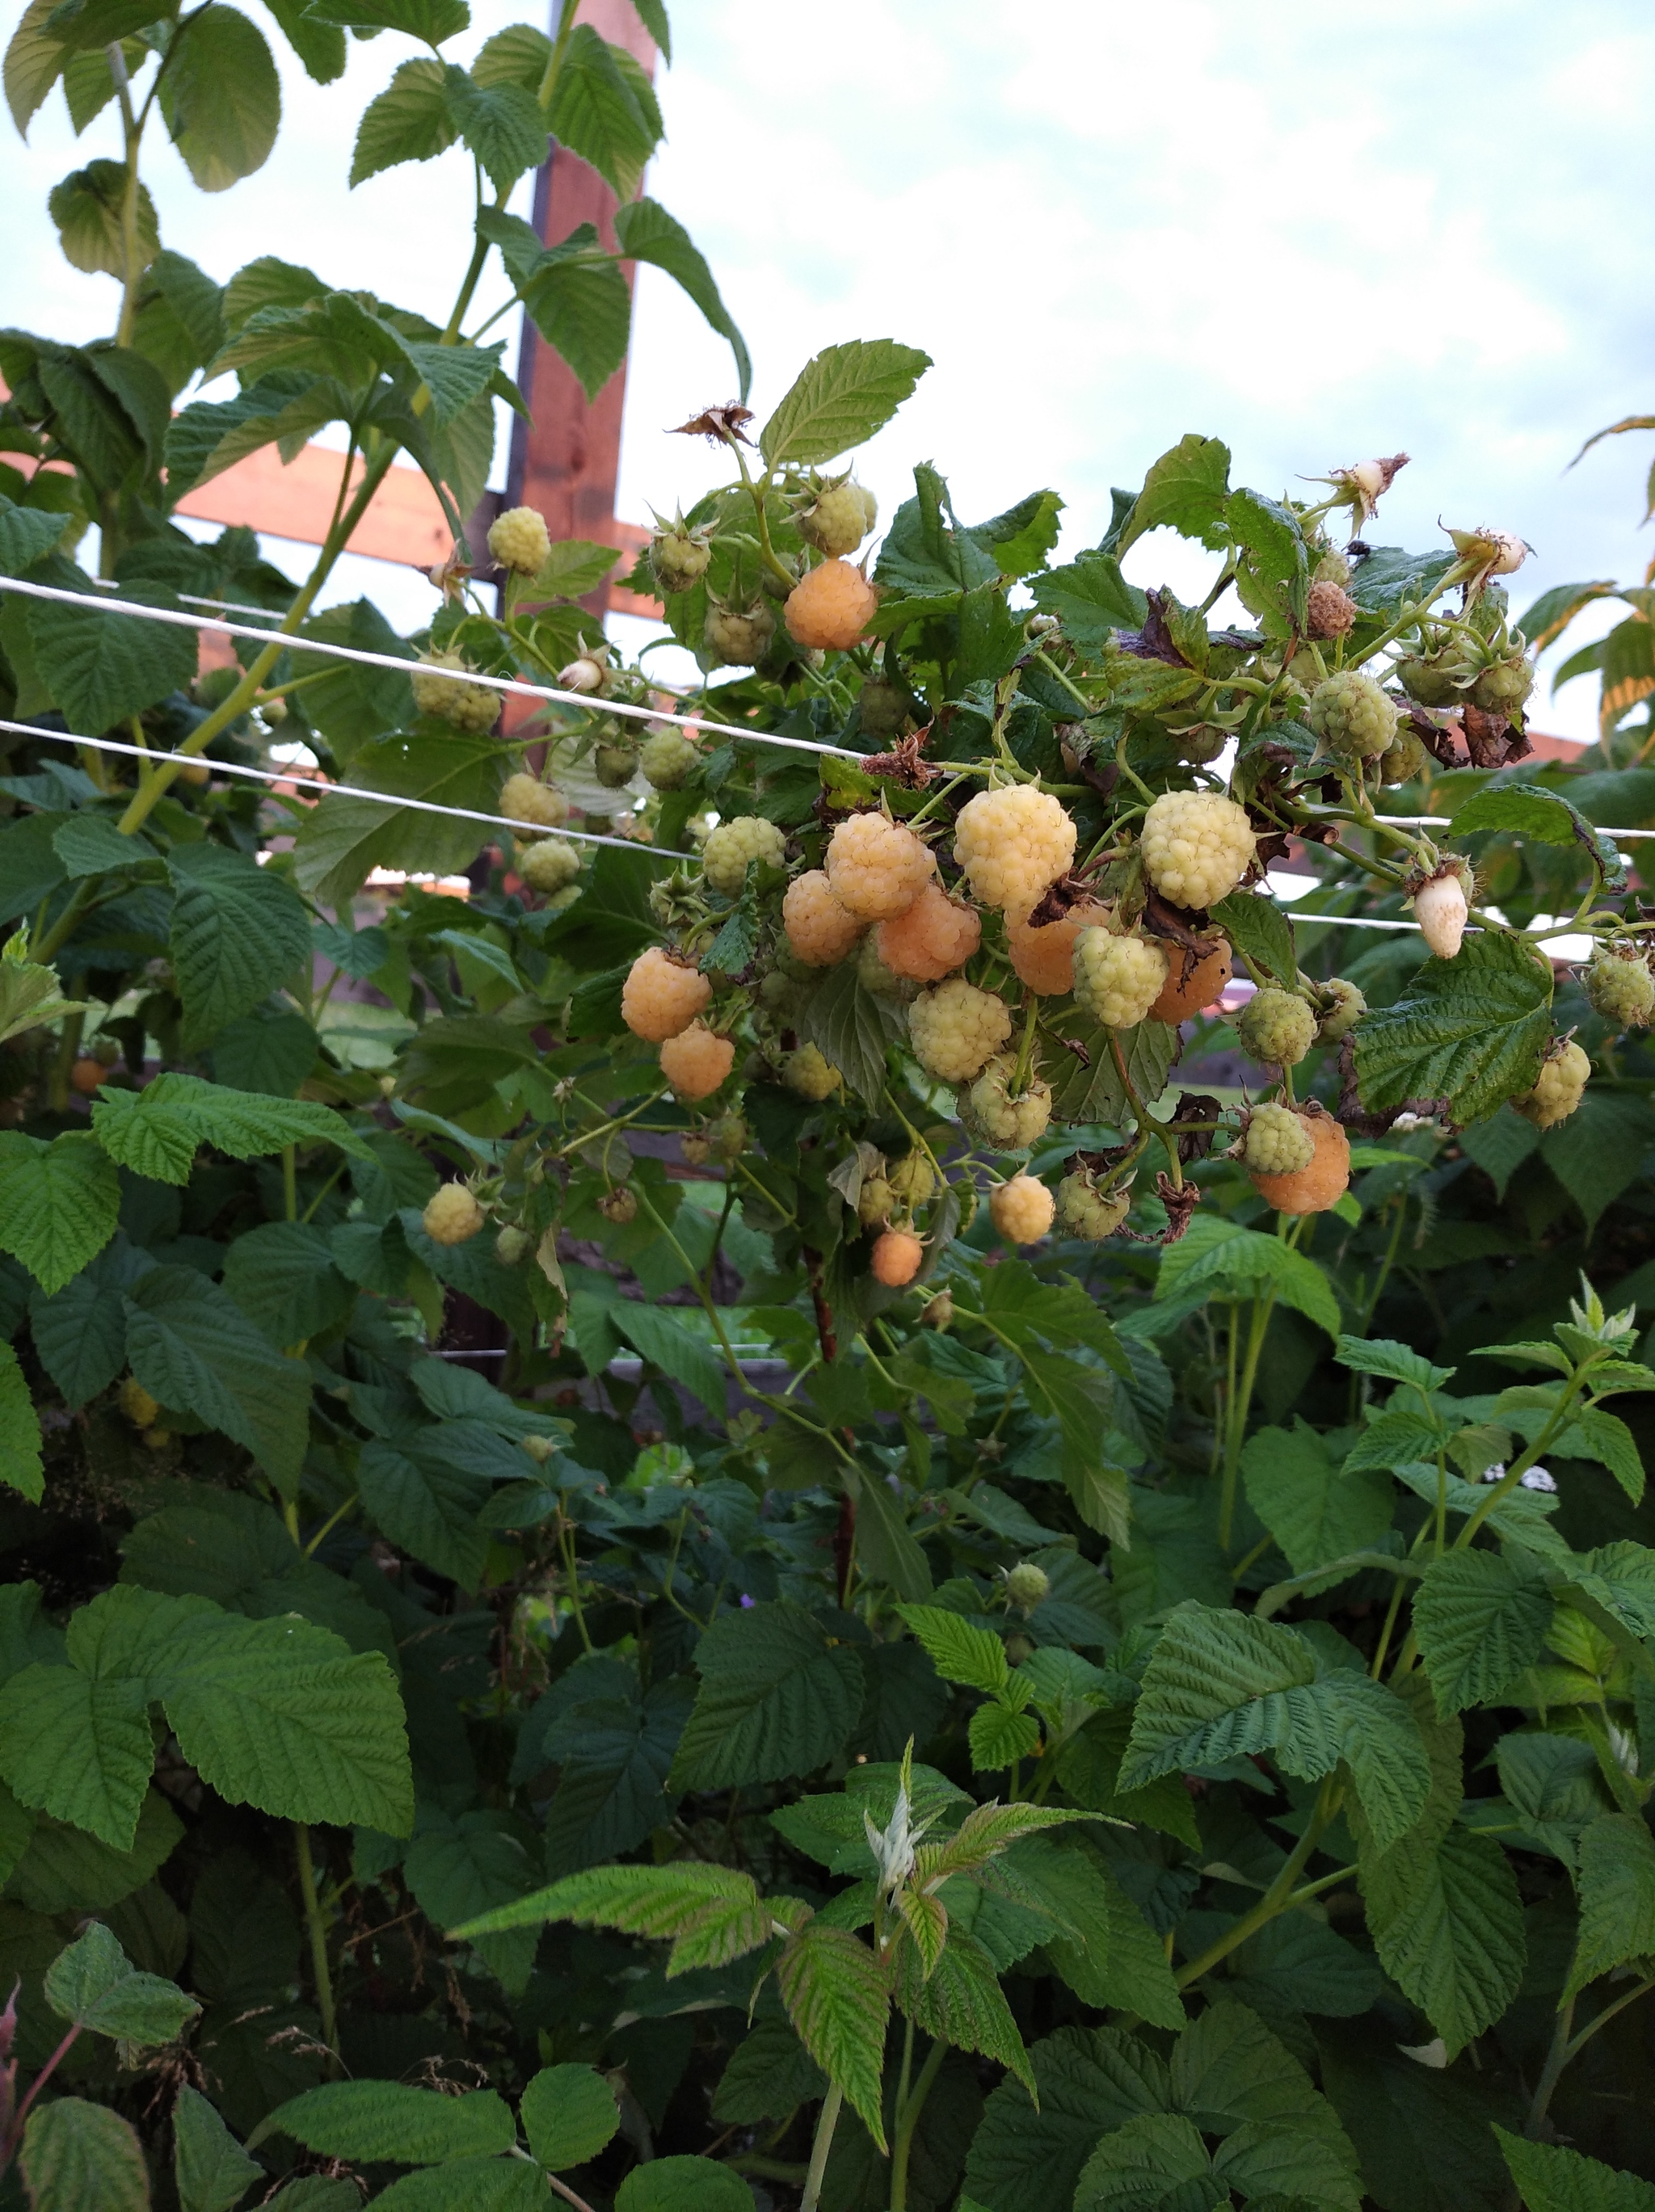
{"left": 1240, "top": 1419, "right": 1393, "bottom": 1577}
{"left": 0, "top": 1342, "right": 44, "bottom": 1503}
{"left": 1564, "top": 1813, "right": 1655, "bottom": 2003}
{"left": 1413, "top": 1548, "right": 1553, "bottom": 1715}
{"left": 670, "top": 1600, "right": 864, "bottom": 1794}
{"left": 44, "top": 1919, "right": 199, "bottom": 2044}
{"left": 1114, "top": 433, "right": 1232, "bottom": 556}
{"left": 1495, "top": 2126, "right": 1655, "bottom": 2212}
{"left": 21, "top": 2098, "right": 149, "bottom": 2212}
{"left": 259, "top": 2080, "right": 514, "bottom": 2162}
{"left": 1212, "top": 888, "right": 1297, "bottom": 983}
{"left": 168, "top": 846, "right": 311, "bottom": 1049}
{"left": 776, "top": 1916, "right": 890, "bottom": 2151}
{"left": 1359, "top": 1823, "right": 1525, "bottom": 2058}
{"left": 124, "top": 1266, "right": 312, "bottom": 1491}
{"left": 1354, "top": 931, "right": 1552, "bottom": 1127}
{"left": 761, "top": 339, "right": 932, "bottom": 470}
{"left": 519, "top": 2063, "right": 620, "bottom": 2172}
{"left": 0, "top": 1130, "right": 119, "bottom": 1294}
{"left": 174, "top": 2084, "right": 263, "bottom": 2212}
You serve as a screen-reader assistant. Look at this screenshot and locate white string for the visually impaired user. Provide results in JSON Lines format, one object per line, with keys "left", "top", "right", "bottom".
{"left": 88, "top": 576, "right": 298, "bottom": 626}
{"left": 1370, "top": 811, "right": 1655, "bottom": 841}
{"left": 0, "top": 719, "right": 698, "bottom": 860}
{"left": 0, "top": 576, "right": 864, "bottom": 762}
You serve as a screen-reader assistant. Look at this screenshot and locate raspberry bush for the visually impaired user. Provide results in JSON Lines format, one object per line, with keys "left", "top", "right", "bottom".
{"left": 4, "top": 6, "right": 1655, "bottom": 2200}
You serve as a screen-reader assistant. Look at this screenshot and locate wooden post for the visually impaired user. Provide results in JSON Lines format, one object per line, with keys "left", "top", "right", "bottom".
{"left": 503, "top": 0, "right": 659, "bottom": 620}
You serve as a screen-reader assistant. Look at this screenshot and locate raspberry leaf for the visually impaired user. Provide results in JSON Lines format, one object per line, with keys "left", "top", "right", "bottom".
{"left": 760, "top": 339, "right": 933, "bottom": 472}
{"left": 1494, "top": 2127, "right": 1655, "bottom": 2212}
{"left": 1354, "top": 930, "right": 1552, "bottom": 1127}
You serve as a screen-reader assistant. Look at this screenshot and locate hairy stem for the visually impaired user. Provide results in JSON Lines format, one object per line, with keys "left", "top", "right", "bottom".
{"left": 293, "top": 1823, "right": 340, "bottom": 2073}
{"left": 890, "top": 2037, "right": 947, "bottom": 2211}
{"left": 800, "top": 2083, "right": 844, "bottom": 2212}
{"left": 1176, "top": 1781, "right": 1338, "bottom": 1989}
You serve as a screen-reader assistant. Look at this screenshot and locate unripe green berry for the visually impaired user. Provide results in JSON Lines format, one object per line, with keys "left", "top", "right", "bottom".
{"left": 641, "top": 729, "right": 700, "bottom": 789}
{"left": 1379, "top": 729, "right": 1429, "bottom": 785}
{"left": 1242, "top": 1102, "right": 1316, "bottom": 1175}
{"left": 495, "top": 1225, "right": 532, "bottom": 1266}
{"left": 702, "top": 815, "right": 787, "bottom": 897}
{"left": 522, "top": 1432, "right": 558, "bottom": 1464}
{"left": 519, "top": 838, "right": 582, "bottom": 894}
{"left": 1308, "top": 670, "right": 1398, "bottom": 761}
{"left": 1472, "top": 654, "right": 1535, "bottom": 713}
{"left": 887, "top": 1152, "right": 937, "bottom": 1209}
{"left": 1586, "top": 953, "right": 1655, "bottom": 1029}
{"left": 705, "top": 600, "right": 776, "bottom": 667}
{"left": 857, "top": 1174, "right": 896, "bottom": 1228}
{"left": 1316, "top": 977, "right": 1367, "bottom": 1044}
{"left": 858, "top": 677, "right": 912, "bottom": 738}
{"left": 784, "top": 1043, "right": 842, "bottom": 1101}
{"left": 1004, "top": 1562, "right": 1050, "bottom": 1612}
{"left": 1313, "top": 551, "right": 1352, "bottom": 587}
{"left": 1236, "top": 987, "right": 1317, "bottom": 1067}
{"left": 1055, "top": 1169, "right": 1131, "bottom": 1242}
{"left": 706, "top": 1112, "right": 747, "bottom": 1163}
{"left": 650, "top": 519, "right": 713, "bottom": 593}
{"left": 595, "top": 742, "right": 638, "bottom": 789}
{"left": 798, "top": 480, "right": 875, "bottom": 558}
{"left": 920, "top": 1289, "right": 954, "bottom": 1331}
{"left": 959, "top": 1056, "right": 1052, "bottom": 1150}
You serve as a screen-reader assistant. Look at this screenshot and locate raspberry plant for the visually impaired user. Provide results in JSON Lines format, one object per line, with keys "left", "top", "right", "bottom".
{"left": 3, "top": 4, "right": 1655, "bottom": 2206}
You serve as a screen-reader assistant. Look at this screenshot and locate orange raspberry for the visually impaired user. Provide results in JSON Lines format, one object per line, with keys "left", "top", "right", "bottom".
{"left": 1150, "top": 936, "right": 1232, "bottom": 1023}
{"left": 783, "top": 870, "right": 863, "bottom": 966}
{"left": 621, "top": 947, "right": 712, "bottom": 1042}
{"left": 1007, "top": 898, "right": 1113, "bottom": 995}
{"left": 871, "top": 1229, "right": 924, "bottom": 1286}
{"left": 825, "top": 813, "right": 935, "bottom": 921}
{"left": 1248, "top": 1104, "right": 1350, "bottom": 1215}
{"left": 659, "top": 1022, "right": 735, "bottom": 1101}
{"left": 69, "top": 1057, "right": 104, "bottom": 1095}
{"left": 876, "top": 882, "right": 982, "bottom": 982}
{"left": 785, "top": 559, "right": 878, "bottom": 650}
{"left": 990, "top": 1173, "right": 1055, "bottom": 1247}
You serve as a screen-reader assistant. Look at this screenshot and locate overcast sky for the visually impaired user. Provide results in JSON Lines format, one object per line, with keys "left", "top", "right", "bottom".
{"left": 3, "top": 0, "right": 1653, "bottom": 738}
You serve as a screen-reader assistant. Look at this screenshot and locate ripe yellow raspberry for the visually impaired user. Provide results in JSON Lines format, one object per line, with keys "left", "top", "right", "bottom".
{"left": 411, "top": 651, "right": 500, "bottom": 733}
{"left": 519, "top": 838, "right": 581, "bottom": 894}
{"left": 908, "top": 979, "right": 1013, "bottom": 1082}
{"left": 641, "top": 730, "right": 700, "bottom": 790}
{"left": 1242, "top": 1102, "right": 1316, "bottom": 1176}
{"left": 798, "top": 480, "right": 877, "bottom": 558}
{"left": 953, "top": 787, "right": 1076, "bottom": 915}
{"left": 1072, "top": 930, "right": 1168, "bottom": 1029}
{"left": 621, "top": 946, "right": 712, "bottom": 1041}
{"left": 1139, "top": 790, "right": 1256, "bottom": 912}
{"left": 1514, "top": 1039, "right": 1590, "bottom": 1129}
{"left": 990, "top": 1172, "right": 1055, "bottom": 1247}
{"left": 119, "top": 1376, "right": 159, "bottom": 1428}
{"left": 871, "top": 1229, "right": 924, "bottom": 1286}
{"left": 702, "top": 815, "right": 787, "bottom": 897}
{"left": 1306, "top": 579, "right": 1357, "bottom": 639}
{"left": 1588, "top": 953, "right": 1655, "bottom": 1028}
{"left": 876, "top": 882, "right": 982, "bottom": 982}
{"left": 423, "top": 1184, "right": 486, "bottom": 1246}
{"left": 660, "top": 1022, "right": 735, "bottom": 1101}
{"left": 784, "top": 1044, "right": 842, "bottom": 1100}
{"left": 487, "top": 505, "right": 550, "bottom": 575}
{"left": 960, "top": 1057, "right": 1051, "bottom": 1150}
{"left": 500, "top": 772, "right": 569, "bottom": 831}
{"left": 1055, "top": 1168, "right": 1131, "bottom": 1241}
{"left": 783, "top": 871, "right": 863, "bottom": 966}
{"left": 1236, "top": 987, "right": 1317, "bottom": 1068}
{"left": 1315, "top": 977, "right": 1367, "bottom": 1044}
{"left": 785, "top": 559, "right": 879, "bottom": 651}
{"left": 1150, "top": 936, "right": 1232, "bottom": 1024}
{"left": 705, "top": 600, "right": 775, "bottom": 667}
{"left": 1007, "top": 899, "right": 1114, "bottom": 995}
{"left": 825, "top": 813, "right": 935, "bottom": 921}
{"left": 1249, "top": 1104, "right": 1350, "bottom": 1214}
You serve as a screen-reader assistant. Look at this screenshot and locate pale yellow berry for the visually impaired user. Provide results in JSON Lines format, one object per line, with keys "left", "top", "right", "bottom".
{"left": 908, "top": 979, "right": 1013, "bottom": 1083}
{"left": 1072, "top": 930, "right": 1169, "bottom": 1029}
{"left": 953, "top": 786, "right": 1076, "bottom": 915}
{"left": 411, "top": 650, "right": 500, "bottom": 733}
{"left": 991, "top": 1173, "right": 1055, "bottom": 1247}
{"left": 423, "top": 1184, "right": 486, "bottom": 1246}
{"left": 500, "top": 773, "right": 568, "bottom": 831}
{"left": 660, "top": 1023, "right": 735, "bottom": 1101}
{"left": 1514, "top": 1041, "right": 1590, "bottom": 1129}
{"left": 783, "top": 871, "right": 863, "bottom": 966}
{"left": 1139, "top": 790, "right": 1256, "bottom": 912}
{"left": 785, "top": 559, "right": 878, "bottom": 651}
{"left": 487, "top": 504, "right": 551, "bottom": 574}
{"left": 784, "top": 1044, "right": 842, "bottom": 1101}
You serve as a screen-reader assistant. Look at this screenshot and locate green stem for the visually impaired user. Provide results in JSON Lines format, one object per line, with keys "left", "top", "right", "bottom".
{"left": 302, "top": 1494, "right": 358, "bottom": 1558}
{"left": 282, "top": 1144, "right": 297, "bottom": 1223}
{"left": 48, "top": 1011, "right": 83, "bottom": 1112}
{"left": 293, "top": 1823, "right": 340, "bottom": 2073}
{"left": 1522, "top": 1994, "right": 1576, "bottom": 2145}
{"left": 558, "top": 1521, "right": 594, "bottom": 1652}
{"left": 1219, "top": 1292, "right": 1276, "bottom": 1551}
{"left": 1176, "top": 1781, "right": 1339, "bottom": 1989}
{"left": 1456, "top": 1366, "right": 1594, "bottom": 1547}
{"left": 34, "top": 880, "right": 99, "bottom": 965}
{"left": 800, "top": 2084, "right": 844, "bottom": 2212}
{"left": 890, "top": 2037, "right": 946, "bottom": 2211}
{"left": 116, "top": 438, "right": 397, "bottom": 835}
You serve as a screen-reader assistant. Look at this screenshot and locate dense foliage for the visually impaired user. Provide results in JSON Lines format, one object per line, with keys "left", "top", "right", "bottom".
{"left": 4, "top": 2, "right": 1655, "bottom": 2209}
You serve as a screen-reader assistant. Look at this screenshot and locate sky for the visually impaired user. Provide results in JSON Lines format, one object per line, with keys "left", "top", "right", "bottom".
{"left": 3, "top": 0, "right": 1653, "bottom": 738}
